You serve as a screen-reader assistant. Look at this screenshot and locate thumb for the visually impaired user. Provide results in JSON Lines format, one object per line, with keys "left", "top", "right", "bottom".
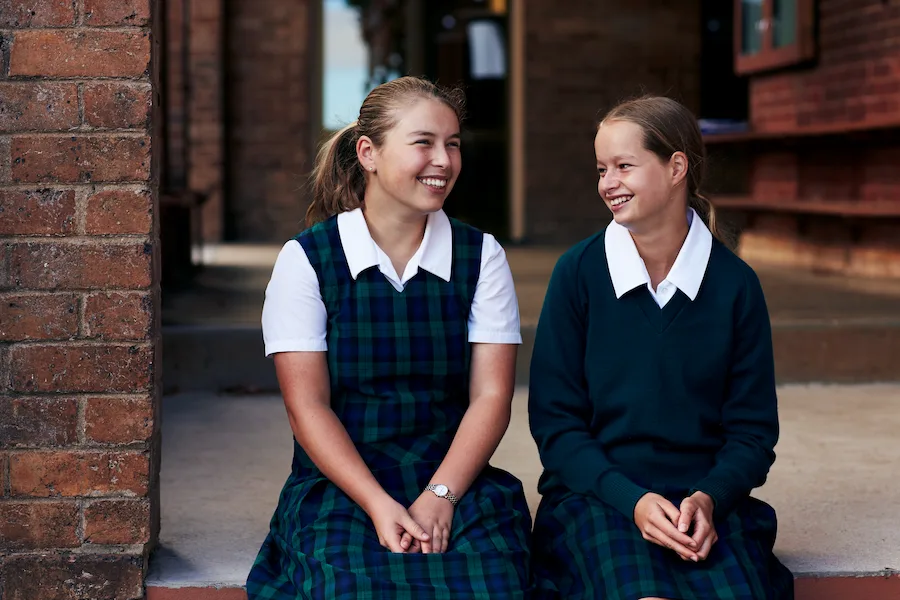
{"left": 404, "top": 515, "right": 430, "bottom": 542}
{"left": 678, "top": 499, "right": 696, "bottom": 533}
{"left": 657, "top": 497, "right": 681, "bottom": 527}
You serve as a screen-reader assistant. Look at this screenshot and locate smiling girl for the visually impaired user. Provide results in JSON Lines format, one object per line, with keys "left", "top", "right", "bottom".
{"left": 528, "top": 96, "right": 793, "bottom": 600}
{"left": 246, "top": 77, "right": 532, "bottom": 599}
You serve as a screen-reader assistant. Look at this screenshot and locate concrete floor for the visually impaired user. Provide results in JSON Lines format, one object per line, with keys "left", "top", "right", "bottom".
{"left": 147, "top": 384, "right": 900, "bottom": 588}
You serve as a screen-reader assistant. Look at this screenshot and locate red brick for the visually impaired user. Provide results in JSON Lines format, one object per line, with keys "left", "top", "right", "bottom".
{"left": 0, "top": 500, "right": 80, "bottom": 549}
{"left": 84, "top": 0, "right": 150, "bottom": 26}
{"left": 1, "top": 452, "right": 8, "bottom": 495}
{"left": 7, "top": 241, "right": 152, "bottom": 289}
{"left": 83, "top": 83, "right": 152, "bottom": 130}
{"left": 0, "top": 0, "right": 75, "bottom": 27}
{"left": 85, "top": 396, "right": 153, "bottom": 444}
{"left": 0, "top": 83, "right": 79, "bottom": 133}
{"left": 9, "top": 450, "right": 149, "bottom": 497}
{"left": 0, "top": 397, "right": 78, "bottom": 447}
{"left": 9, "top": 344, "right": 153, "bottom": 393}
{"left": 84, "top": 499, "right": 150, "bottom": 544}
{"left": 0, "top": 293, "right": 77, "bottom": 341}
{"left": 85, "top": 292, "right": 152, "bottom": 340}
{"left": 11, "top": 135, "right": 151, "bottom": 184}
{"left": 85, "top": 189, "right": 152, "bottom": 234}
{"left": 1, "top": 554, "right": 144, "bottom": 600}
{"left": 9, "top": 30, "right": 150, "bottom": 78}
{"left": 0, "top": 190, "right": 76, "bottom": 235}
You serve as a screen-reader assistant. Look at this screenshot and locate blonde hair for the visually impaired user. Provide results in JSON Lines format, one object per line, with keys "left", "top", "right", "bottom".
{"left": 600, "top": 95, "right": 724, "bottom": 242}
{"left": 306, "top": 77, "right": 466, "bottom": 227}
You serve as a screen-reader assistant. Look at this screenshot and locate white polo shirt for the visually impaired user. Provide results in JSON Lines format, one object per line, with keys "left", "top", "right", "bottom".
{"left": 604, "top": 208, "right": 713, "bottom": 308}
{"left": 262, "top": 208, "right": 522, "bottom": 356}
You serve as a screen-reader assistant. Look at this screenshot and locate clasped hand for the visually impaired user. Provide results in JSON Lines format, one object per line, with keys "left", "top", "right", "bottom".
{"left": 633, "top": 491, "right": 718, "bottom": 562}
{"left": 368, "top": 493, "right": 454, "bottom": 554}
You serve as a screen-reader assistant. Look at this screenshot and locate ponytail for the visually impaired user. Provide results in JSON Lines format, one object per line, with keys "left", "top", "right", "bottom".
{"left": 690, "top": 192, "right": 732, "bottom": 247}
{"left": 306, "top": 122, "right": 366, "bottom": 227}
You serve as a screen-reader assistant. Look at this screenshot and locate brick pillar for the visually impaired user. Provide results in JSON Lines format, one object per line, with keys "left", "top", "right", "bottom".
{"left": 0, "top": 0, "right": 159, "bottom": 597}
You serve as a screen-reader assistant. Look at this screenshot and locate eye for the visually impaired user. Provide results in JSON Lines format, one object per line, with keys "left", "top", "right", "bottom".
{"left": 415, "top": 139, "right": 431, "bottom": 145}
{"left": 619, "top": 163, "right": 632, "bottom": 170}
{"left": 448, "top": 141, "right": 461, "bottom": 148}
{"left": 597, "top": 168, "right": 606, "bottom": 176}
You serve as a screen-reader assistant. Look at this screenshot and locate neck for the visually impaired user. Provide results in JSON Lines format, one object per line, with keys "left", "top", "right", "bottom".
{"left": 362, "top": 192, "right": 427, "bottom": 277}
{"left": 630, "top": 205, "right": 690, "bottom": 289}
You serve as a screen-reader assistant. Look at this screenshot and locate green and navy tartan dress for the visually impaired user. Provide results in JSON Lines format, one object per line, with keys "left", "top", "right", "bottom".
{"left": 246, "top": 215, "right": 532, "bottom": 599}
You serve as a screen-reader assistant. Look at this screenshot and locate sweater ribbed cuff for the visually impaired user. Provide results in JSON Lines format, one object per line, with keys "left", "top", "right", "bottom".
{"left": 691, "top": 478, "right": 740, "bottom": 517}
{"left": 597, "top": 471, "right": 650, "bottom": 521}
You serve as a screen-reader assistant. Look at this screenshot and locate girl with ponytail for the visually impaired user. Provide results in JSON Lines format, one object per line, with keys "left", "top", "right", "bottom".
{"left": 248, "top": 76, "right": 533, "bottom": 599}
{"left": 528, "top": 96, "right": 794, "bottom": 600}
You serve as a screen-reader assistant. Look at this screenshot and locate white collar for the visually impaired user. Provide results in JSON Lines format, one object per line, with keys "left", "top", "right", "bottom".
{"left": 604, "top": 207, "right": 713, "bottom": 301}
{"left": 337, "top": 208, "right": 453, "bottom": 282}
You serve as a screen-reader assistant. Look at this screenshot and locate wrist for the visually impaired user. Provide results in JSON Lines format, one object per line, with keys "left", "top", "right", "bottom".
{"left": 359, "top": 490, "right": 395, "bottom": 517}
{"left": 691, "top": 490, "right": 715, "bottom": 512}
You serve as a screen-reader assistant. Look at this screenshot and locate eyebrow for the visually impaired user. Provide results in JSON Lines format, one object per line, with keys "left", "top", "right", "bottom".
{"left": 597, "top": 154, "right": 637, "bottom": 164}
{"left": 409, "top": 130, "right": 461, "bottom": 139}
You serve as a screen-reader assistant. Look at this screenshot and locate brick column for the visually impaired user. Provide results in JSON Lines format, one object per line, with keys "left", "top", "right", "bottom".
{"left": 0, "top": 0, "right": 159, "bottom": 597}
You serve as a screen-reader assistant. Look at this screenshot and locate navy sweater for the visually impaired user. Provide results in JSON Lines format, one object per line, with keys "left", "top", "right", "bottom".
{"left": 528, "top": 230, "right": 779, "bottom": 520}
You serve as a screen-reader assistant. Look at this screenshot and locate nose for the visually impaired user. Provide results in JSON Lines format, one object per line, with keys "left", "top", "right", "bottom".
{"left": 599, "top": 172, "right": 620, "bottom": 198}
{"left": 431, "top": 144, "right": 450, "bottom": 168}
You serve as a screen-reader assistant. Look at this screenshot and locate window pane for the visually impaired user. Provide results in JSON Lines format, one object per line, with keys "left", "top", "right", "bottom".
{"left": 741, "top": 0, "right": 764, "bottom": 56}
{"left": 323, "top": 0, "right": 371, "bottom": 131}
{"left": 773, "top": 0, "right": 797, "bottom": 48}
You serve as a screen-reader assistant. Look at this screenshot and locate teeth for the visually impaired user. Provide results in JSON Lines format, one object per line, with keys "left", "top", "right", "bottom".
{"left": 610, "top": 196, "right": 632, "bottom": 206}
{"left": 420, "top": 178, "right": 446, "bottom": 188}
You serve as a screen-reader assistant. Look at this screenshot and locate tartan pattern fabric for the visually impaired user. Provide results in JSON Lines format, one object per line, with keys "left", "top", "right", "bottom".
{"left": 531, "top": 485, "right": 794, "bottom": 600}
{"left": 247, "top": 216, "right": 533, "bottom": 599}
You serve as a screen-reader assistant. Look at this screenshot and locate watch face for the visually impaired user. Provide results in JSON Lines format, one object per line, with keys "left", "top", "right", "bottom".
{"left": 434, "top": 484, "right": 448, "bottom": 497}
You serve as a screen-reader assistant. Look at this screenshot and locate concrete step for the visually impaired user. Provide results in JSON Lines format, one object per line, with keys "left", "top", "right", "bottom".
{"left": 147, "top": 386, "right": 900, "bottom": 600}
{"left": 163, "top": 320, "right": 900, "bottom": 394}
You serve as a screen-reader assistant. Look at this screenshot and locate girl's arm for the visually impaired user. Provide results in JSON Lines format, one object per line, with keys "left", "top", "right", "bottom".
{"left": 690, "top": 268, "right": 779, "bottom": 517}
{"left": 274, "top": 351, "right": 430, "bottom": 552}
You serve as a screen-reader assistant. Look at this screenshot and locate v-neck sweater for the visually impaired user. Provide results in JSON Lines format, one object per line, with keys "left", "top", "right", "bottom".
{"left": 528, "top": 229, "right": 780, "bottom": 519}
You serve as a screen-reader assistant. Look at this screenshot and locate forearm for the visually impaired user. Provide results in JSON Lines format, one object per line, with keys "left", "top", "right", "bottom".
{"left": 427, "top": 394, "right": 512, "bottom": 498}
{"left": 288, "top": 403, "right": 391, "bottom": 515}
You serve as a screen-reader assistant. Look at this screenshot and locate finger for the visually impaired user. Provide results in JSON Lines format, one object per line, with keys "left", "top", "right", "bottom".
{"left": 645, "top": 524, "right": 698, "bottom": 562}
{"left": 691, "top": 516, "right": 711, "bottom": 549}
{"left": 403, "top": 515, "right": 431, "bottom": 542}
{"left": 383, "top": 532, "right": 405, "bottom": 553}
{"left": 408, "top": 538, "right": 422, "bottom": 553}
{"left": 697, "top": 529, "right": 717, "bottom": 560}
{"left": 650, "top": 509, "right": 698, "bottom": 550}
{"left": 399, "top": 531, "right": 413, "bottom": 551}
{"left": 441, "top": 527, "right": 449, "bottom": 553}
{"left": 428, "top": 524, "right": 442, "bottom": 554}
{"left": 678, "top": 498, "right": 697, "bottom": 534}
{"left": 655, "top": 497, "right": 684, "bottom": 530}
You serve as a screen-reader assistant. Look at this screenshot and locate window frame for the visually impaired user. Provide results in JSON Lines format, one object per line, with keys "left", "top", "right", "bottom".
{"left": 733, "top": 0, "right": 815, "bottom": 75}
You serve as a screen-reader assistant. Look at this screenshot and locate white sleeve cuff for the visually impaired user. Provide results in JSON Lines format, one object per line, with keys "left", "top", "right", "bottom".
{"left": 468, "top": 330, "right": 523, "bottom": 344}
{"left": 265, "top": 340, "right": 328, "bottom": 357}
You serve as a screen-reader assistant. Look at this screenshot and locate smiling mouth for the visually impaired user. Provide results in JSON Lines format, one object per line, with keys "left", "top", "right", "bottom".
{"left": 418, "top": 177, "right": 448, "bottom": 191}
{"left": 609, "top": 195, "right": 632, "bottom": 207}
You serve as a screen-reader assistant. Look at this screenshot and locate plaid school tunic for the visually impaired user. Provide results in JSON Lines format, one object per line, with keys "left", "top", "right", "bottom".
{"left": 246, "top": 216, "right": 532, "bottom": 600}
{"left": 531, "top": 484, "right": 794, "bottom": 600}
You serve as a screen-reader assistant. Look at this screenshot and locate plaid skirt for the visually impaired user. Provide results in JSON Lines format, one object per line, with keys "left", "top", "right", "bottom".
{"left": 531, "top": 486, "right": 794, "bottom": 600}
{"left": 246, "top": 462, "right": 532, "bottom": 599}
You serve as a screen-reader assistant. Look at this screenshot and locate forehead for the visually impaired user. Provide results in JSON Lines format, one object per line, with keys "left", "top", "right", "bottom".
{"left": 390, "top": 98, "right": 459, "bottom": 135}
{"left": 594, "top": 120, "right": 646, "bottom": 159}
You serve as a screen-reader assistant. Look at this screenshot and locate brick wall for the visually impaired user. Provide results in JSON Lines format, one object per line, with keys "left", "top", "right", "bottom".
{"left": 523, "top": 0, "right": 702, "bottom": 244}
{"left": 0, "top": 0, "right": 159, "bottom": 596}
{"left": 751, "top": 0, "right": 900, "bottom": 133}
{"left": 224, "top": 0, "right": 313, "bottom": 242}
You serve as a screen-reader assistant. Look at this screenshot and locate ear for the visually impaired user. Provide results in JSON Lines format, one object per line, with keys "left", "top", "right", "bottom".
{"left": 670, "top": 151, "right": 688, "bottom": 187}
{"left": 357, "top": 135, "right": 377, "bottom": 172}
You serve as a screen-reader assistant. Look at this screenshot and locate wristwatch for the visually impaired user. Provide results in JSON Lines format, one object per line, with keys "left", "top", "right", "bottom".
{"left": 424, "top": 483, "right": 459, "bottom": 506}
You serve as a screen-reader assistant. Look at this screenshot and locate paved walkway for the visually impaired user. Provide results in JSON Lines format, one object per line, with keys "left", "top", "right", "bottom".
{"left": 148, "top": 384, "right": 900, "bottom": 588}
